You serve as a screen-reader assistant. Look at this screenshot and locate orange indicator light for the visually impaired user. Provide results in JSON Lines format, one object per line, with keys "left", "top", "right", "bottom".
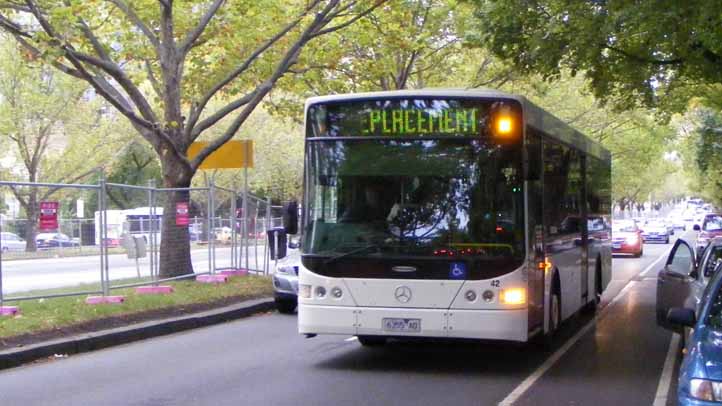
{"left": 497, "top": 117, "right": 513, "bottom": 135}
{"left": 500, "top": 288, "right": 526, "bottom": 305}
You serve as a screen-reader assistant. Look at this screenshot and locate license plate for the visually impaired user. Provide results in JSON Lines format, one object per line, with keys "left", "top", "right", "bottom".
{"left": 612, "top": 243, "right": 622, "bottom": 249}
{"left": 382, "top": 318, "right": 421, "bottom": 333}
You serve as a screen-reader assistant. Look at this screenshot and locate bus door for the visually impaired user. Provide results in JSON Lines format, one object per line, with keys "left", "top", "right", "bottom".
{"left": 580, "top": 155, "right": 589, "bottom": 301}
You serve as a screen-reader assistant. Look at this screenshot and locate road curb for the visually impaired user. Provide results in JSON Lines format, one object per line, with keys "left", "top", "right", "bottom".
{"left": 0, "top": 297, "right": 275, "bottom": 370}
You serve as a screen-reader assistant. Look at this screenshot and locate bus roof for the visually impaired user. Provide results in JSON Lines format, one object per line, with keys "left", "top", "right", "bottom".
{"left": 305, "top": 88, "right": 611, "bottom": 162}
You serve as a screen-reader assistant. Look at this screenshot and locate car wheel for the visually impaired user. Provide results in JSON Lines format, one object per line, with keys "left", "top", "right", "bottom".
{"left": 275, "top": 298, "right": 297, "bottom": 314}
{"left": 358, "top": 335, "right": 387, "bottom": 347}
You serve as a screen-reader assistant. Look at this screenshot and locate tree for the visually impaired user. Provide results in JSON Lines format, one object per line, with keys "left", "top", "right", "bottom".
{"left": 0, "top": 40, "right": 124, "bottom": 250}
{"left": 470, "top": 0, "right": 722, "bottom": 112}
{"left": 676, "top": 107, "right": 722, "bottom": 207}
{"left": 0, "top": 0, "right": 385, "bottom": 277}
{"left": 268, "top": 0, "right": 484, "bottom": 119}
{"left": 104, "top": 141, "right": 162, "bottom": 210}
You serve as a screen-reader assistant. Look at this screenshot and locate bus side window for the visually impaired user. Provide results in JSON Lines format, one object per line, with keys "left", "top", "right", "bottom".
{"left": 525, "top": 129, "right": 542, "bottom": 181}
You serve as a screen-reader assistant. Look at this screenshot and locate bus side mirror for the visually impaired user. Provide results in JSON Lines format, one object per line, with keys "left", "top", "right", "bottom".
{"left": 283, "top": 200, "right": 298, "bottom": 235}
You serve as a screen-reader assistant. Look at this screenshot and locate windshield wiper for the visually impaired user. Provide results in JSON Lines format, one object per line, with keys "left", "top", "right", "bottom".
{"left": 324, "top": 244, "right": 379, "bottom": 267}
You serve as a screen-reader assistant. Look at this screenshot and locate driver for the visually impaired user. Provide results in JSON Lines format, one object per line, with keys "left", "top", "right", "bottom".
{"left": 341, "top": 184, "right": 388, "bottom": 223}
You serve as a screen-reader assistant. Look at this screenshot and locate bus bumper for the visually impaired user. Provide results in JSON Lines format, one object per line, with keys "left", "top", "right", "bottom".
{"left": 298, "top": 304, "right": 528, "bottom": 342}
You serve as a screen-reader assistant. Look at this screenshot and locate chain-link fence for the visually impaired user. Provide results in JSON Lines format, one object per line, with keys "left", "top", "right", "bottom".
{"left": 0, "top": 176, "right": 283, "bottom": 306}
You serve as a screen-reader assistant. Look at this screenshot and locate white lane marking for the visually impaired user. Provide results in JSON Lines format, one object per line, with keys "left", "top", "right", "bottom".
{"left": 653, "top": 333, "right": 681, "bottom": 406}
{"left": 498, "top": 249, "right": 671, "bottom": 406}
{"left": 344, "top": 336, "right": 358, "bottom": 342}
{"left": 640, "top": 247, "right": 673, "bottom": 277}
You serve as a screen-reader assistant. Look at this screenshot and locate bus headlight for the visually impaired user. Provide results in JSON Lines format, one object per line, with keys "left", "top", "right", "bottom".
{"left": 315, "top": 286, "right": 327, "bottom": 298}
{"left": 482, "top": 290, "right": 495, "bottom": 302}
{"left": 500, "top": 288, "right": 526, "bottom": 305}
{"left": 331, "top": 286, "right": 343, "bottom": 299}
{"left": 299, "top": 284, "right": 311, "bottom": 298}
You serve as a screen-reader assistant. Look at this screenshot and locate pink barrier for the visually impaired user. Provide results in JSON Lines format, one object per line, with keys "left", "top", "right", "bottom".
{"left": 135, "top": 286, "right": 174, "bottom": 295}
{"left": 196, "top": 274, "right": 228, "bottom": 284}
{"left": 0, "top": 306, "right": 20, "bottom": 316}
{"left": 85, "top": 296, "right": 125, "bottom": 305}
{"left": 219, "top": 269, "right": 249, "bottom": 277}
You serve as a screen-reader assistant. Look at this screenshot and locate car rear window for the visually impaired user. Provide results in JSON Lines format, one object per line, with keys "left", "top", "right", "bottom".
{"left": 704, "top": 215, "right": 722, "bottom": 231}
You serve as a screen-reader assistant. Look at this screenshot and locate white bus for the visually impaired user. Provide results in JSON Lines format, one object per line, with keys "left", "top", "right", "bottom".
{"left": 295, "top": 89, "right": 612, "bottom": 345}
{"left": 94, "top": 207, "right": 163, "bottom": 247}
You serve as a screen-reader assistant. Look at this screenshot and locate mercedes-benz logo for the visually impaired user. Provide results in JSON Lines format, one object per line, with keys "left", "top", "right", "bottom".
{"left": 394, "top": 286, "right": 412, "bottom": 303}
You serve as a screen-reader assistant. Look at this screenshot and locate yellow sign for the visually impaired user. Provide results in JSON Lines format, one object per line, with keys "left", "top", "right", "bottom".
{"left": 187, "top": 140, "right": 253, "bottom": 169}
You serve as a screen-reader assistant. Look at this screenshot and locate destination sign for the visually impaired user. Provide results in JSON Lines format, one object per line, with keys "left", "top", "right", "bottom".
{"left": 308, "top": 98, "right": 490, "bottom": 138}
{"left": 362, "top": 108, "right": 479, "bottom": 136}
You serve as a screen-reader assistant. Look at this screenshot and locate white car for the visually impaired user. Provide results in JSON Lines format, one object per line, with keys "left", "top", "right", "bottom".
{"left": 641, "top": 221, "right": 670, "bottom": 244}
{"left": 272, "top": 248, "right": 301, "bottom": 314}
{"left": 667, "top": 215, "right": 686, "bottom": 231}
{"left": 0, "top": 232, "right": 27, "bottom": 252}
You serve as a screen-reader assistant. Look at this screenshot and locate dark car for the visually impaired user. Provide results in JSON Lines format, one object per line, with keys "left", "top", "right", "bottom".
{"left": 661, "top": 259, "right": 722, "bottom": 405}
{"left": 36, "top": 233, "right": 80, "bottom": 249}
{"left": 657, "top": 237, "right": 722, "bottom": 330}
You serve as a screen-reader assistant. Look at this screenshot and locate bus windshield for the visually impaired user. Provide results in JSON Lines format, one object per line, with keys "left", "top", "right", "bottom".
{"left": 302, "top": 137, "right": 525, "bottom": 280}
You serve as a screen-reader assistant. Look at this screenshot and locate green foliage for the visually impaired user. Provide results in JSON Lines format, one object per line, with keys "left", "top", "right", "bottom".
{"left": 0, "top": 275, "right": 273, "bottom": 341}
{"left": 270, "top": 0, "right": 474, "bottom": 119}
{"left": 676, "top": 108, "right": 722, "bottom": 207}
{"left": 191, "top": 102, "right": 304, "bottom": 202}
{"left": 470, "top": 0, "right": 722, "bottom": 113}
{"left": 104, "top": 141, "right": 163, "bottom": 209}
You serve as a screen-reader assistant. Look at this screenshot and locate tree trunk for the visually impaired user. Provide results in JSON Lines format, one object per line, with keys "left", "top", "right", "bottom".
{"left": 158, "top": 155, "right": 195, "bottom": 278}
{"left": 24, "top": 197, "right": 39, "bottom": 252}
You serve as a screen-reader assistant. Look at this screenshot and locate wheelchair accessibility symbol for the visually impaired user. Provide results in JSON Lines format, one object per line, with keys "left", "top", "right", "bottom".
{"left": 449, "top": 262, "right": 466, "bottom": 279}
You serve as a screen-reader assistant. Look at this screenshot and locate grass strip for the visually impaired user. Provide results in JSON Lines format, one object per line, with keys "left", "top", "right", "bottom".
{"left": 0, "top": 275, "right": 273, "bottom": 341}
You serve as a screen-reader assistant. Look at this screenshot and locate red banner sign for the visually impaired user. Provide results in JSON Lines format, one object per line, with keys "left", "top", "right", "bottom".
{"left": 39, "top": 201, "right": 59, "bottom": 231}
{"left": 176, "top": 202, "right": 189, "bottom": 226}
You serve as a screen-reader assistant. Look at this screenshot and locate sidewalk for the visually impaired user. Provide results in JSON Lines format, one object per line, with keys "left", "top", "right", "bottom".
{"left": 0, "top": 297, "right": 275, "bottom": 370}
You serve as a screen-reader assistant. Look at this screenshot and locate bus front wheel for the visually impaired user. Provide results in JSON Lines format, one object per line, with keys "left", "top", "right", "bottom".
{"left": 549, "top": 292, "right": 561, "bottom": 334}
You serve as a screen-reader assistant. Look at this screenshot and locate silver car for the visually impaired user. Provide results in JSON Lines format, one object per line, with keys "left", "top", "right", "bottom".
{"left": 272, "top": 250, "right": 300, "bottom": 314}
{"left": 0, "top": 232, "right": 26, "bottom": 252}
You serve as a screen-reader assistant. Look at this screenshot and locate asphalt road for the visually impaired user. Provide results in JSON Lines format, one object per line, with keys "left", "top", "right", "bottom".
{"left": 0, "top": 235, "right": 687, "bottom": 406}
{"left": 1, "top": 246, "right": 270, "bottom": 294}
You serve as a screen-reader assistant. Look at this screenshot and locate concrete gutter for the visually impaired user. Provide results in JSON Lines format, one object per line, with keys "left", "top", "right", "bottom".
{"left": 0, "top": 297, "right": 275, "bottom": 370}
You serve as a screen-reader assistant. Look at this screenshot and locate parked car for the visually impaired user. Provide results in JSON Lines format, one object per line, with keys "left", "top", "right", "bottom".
{"left": 657, "top": 237, "right": 722, "bottom": 331}
{"left": 213, "top": 227, "right": 232, "bottom": 243}
{"left": 272, "top": 248, "right": 300, "bottom": 314}
{"left": 0, "top": 232, "right": 26, "bottom": 252}
{"left": 36, "top": 232, "right": 80, "bottom": 249}
{"left": 695, "top": 214, "right": 722, "bottom": 258}
{"left": 641, "top": 220, "right": 671, "bottom": 244}
{"left": 612, "top": 220, "right": 644, "bottom": 257}
{"left": 661, "top": 259, "right": 722, "bottom": 405}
